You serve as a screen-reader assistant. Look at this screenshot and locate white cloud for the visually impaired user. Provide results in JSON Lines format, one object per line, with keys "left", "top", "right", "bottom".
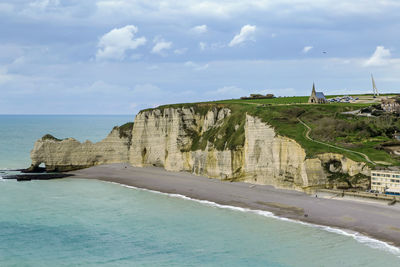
{"left": 184, "top": 61, "right": 209, "bottom": 71}
{"left": 174, "top": 48, "right": 188, "bottom": 55}
{"left": 199, "top": 42, "right": 207, "bottom": 50}
{"left": 364, "top": 46, "right": 391, "bottom": 67}
{"left": 0, "top": 67, "right": 12, "bottom": 84}
{"left": 94, "top": 0, "right": 399, "bottom": 18}
{"left": 130, "top": 54, "right": 142, "bottom": 60}
{"left": 12, "top": 56, "right": 26, "bottom": 65}
{"left": 303, "top": 46, "right": 313, "bottom": 53}
{"left": 191, "top": 25, "right": 208, "bottom": 34}
{"left": 151, "top": 38, "right": 173, "bottom": 55}
{"left": 229, "top": 25, "right": 256, "bottom": 47}
{"left": 29, "top": 0, "right": 60, "bottom": 10}
{"left": 96, "top": 25, "right": 147, "bottom": 61}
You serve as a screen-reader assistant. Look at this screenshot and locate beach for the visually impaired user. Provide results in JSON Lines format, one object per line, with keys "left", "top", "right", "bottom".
{"left": 71, "top": 163, "right": 400, "bottom": 248}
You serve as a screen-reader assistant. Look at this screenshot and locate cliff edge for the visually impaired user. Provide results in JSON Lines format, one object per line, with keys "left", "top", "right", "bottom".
{"left": 29, "top": 106, "right": 370, "bottom": 190}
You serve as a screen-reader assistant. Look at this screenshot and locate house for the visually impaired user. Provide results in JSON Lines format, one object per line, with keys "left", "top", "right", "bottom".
{"left": 371, "top": 169, "right": 400, "bottom": 195}
{"left": 308, "top": 83, "right": 327, "bottom": 104}
{"left": 381, "top": 96, "right": 400, "bottom": 113}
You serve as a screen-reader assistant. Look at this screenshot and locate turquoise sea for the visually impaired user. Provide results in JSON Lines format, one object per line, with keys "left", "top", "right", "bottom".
{"left": 1, "top": 115, "right": 400, "bottom": 266}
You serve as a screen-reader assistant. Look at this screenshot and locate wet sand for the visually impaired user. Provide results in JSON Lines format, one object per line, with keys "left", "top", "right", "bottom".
{"left": 71, "top": 163, "right": 400, "bottom": 247}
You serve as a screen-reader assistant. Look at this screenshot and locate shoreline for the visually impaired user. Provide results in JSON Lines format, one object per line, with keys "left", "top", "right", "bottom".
{"left": 106, "top": 180, "right": 400, "bottom": 255}
{"left": 71, "top": 163, "right": 400, "bottom": 250}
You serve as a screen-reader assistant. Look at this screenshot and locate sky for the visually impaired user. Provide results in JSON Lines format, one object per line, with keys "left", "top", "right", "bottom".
{"left": 0, "top": 0, "right": 399, "bottom": 114}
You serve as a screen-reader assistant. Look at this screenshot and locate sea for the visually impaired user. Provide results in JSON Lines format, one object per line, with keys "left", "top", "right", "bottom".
{"left": 1, "top": 115, "right": 400, "bottom": 266}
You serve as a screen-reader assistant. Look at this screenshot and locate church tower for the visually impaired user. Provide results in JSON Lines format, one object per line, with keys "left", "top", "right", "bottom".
{"left": 308, "top": 83, "right": 327, "bottom": 104}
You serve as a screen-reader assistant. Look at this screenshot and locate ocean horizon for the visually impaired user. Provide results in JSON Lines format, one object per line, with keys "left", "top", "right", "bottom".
{"left": 1, "top": 115, "right": 400, "bottom": 266}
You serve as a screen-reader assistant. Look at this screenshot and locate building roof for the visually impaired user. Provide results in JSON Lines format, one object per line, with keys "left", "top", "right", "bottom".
{"left": 315, "top": 92, "right": 326, "bottom": 99}
{"left": 372, "top": 169, "right": 400, "bottom": 174}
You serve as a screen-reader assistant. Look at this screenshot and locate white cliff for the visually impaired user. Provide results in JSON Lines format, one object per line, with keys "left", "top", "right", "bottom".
{"left": 30, "top": 124, "right": 132, "bottom": 171}
{"left": 30, "top": 107, "right": 370, "bottom": 190}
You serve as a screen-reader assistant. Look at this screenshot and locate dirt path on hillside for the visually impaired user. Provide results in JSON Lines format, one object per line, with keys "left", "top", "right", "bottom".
{"left": 297, "top": 118, "right": 376, "bottom": 165}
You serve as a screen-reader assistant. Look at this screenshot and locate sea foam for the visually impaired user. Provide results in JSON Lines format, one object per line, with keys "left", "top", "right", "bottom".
{"left": 108, "top": 181, "right": 400, "bottom": 257}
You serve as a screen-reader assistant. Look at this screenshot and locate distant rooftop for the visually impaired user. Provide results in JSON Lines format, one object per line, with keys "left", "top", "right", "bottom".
{"left": 315, "top": 92, "right": 326, "bottom": 99}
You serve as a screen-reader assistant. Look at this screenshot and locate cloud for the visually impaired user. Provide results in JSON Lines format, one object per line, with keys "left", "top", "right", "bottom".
{"left": 0, "top": 67, "right": 12, "bottom": 84}
{"left": 229, "top": 25, "right": 256, "bottom": 47}
{"left": 199, "top": 42, "right": 207, "bottom": 50}
{"left": 364, "top": 46, "right": 391, "bottom": 67}
{"left": 191, "top": 25, "right": 207, "bottom": 34}
{"left": 93, "top": 0, "right": 400, "bottom": 20}
{"left": 96, "top": 25, "right": 147, "bottom": 61}
{"left": 130, "top": 54, "right": 142, "bottom": 60}
{"left": 12, "top": 56, "right": 26, "bottom": 65}
{"left": 303, "top": 46, "right": 313, "bottom": 53}
{"left": 184, "top": 61, "right": 209, "bottom": 71}
{"left": 29, "top": 0, "right": 60, "bottom": 10}
{"left": 151, "top": 38, "right": 172, "bottom": 55}
{"left": 174, "top": 48, "right": 188, "bottom": 55}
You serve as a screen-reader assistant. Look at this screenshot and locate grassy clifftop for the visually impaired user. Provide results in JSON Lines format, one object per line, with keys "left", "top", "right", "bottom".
{"left": 149, "top": 96, "right": 400, "bottom": 166}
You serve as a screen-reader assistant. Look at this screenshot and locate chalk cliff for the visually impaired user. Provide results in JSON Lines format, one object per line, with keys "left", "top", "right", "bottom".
{"left": 29, "top": 124, "right": 132, "bottom": 172}
{"left": 29, "top": 107, "right": 370, "bottom": 190}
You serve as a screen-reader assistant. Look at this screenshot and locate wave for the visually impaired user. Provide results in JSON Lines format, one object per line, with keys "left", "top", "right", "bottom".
{"left": 107, "top": 181, "right": 400, "bottom": 257}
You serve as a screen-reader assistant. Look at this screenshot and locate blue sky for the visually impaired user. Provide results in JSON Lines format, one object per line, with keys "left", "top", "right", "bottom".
{"left": 0, "top": 0, "right": 399, "bottom": 114}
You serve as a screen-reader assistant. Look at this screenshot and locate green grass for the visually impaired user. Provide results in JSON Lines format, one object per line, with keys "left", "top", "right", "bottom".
{"left": 115, "top": 122, "right": 134, "bottom": 138}
{"left": 215, "top": 96, "right": 309, "bottom": 105}
{"left": 42, "top": 134, "right": 62, "bottom": 141}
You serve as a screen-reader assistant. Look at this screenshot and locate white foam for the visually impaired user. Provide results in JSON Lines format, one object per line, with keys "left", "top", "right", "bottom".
{"left": 108, "top": 181, "right": 400, "bottom": 257}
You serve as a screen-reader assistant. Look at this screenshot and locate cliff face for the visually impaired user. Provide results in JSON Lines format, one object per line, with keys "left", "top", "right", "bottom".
{"left": 30, "top": 107, "right": 370, "bottom": 190}
{"left": 128, "top": 107, "right": 369, "bottom": 190}
{"left": 30, "top": 125, "right": 132, "bottom": 172}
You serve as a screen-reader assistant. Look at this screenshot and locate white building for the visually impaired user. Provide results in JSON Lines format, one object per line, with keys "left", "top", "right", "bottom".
{"left": 371, "top": 170, "right": 400, "bottom": 195}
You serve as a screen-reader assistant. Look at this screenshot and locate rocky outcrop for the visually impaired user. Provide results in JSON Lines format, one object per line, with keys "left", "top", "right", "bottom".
{"left": 29, "top": 107, "right": 370, "bottom": 190}
{"left": 317, "top": 153, "right": 370, "bottom": 177}
{"left": 29, "top": 124, "right": 133, "bottom": 172}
